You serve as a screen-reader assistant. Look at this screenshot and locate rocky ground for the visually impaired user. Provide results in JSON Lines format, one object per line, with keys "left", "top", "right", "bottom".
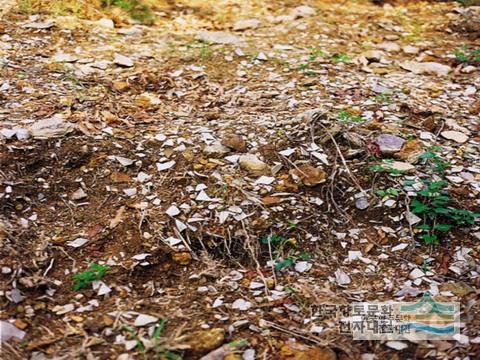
{"left": 1, "top": 0, "right": 480, "bottom": 359}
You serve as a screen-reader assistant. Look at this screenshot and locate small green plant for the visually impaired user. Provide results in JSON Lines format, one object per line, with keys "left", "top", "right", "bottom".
{"left": 452, "top": 44, "right": 480, "bottom": 64}
{"left": 418, "top": 146, "right": 450, "bottom": 173}
{"left": 331, "top": 53, "right": 352, "bottom": 63}
{"left": 275, "top": 251, "right": 311, "bottom": 271}
{"left": 376, "top": 187, "right": 400, "bottom": 197}
{"left": 454, "top": 0, "right": 480, "bottom": 6}
{"left": 298, "top": 48, "right": 326, "bottom": 75}
{"left": 406, "top": 178, "right": 479, "bottom": 244}
{"left": 287, "top": 220, "right": 298, "bottom": 230}
{"left": 337, "top": 110, "right": 366, "bottom": 124}
{"left": 404, "top": 147, "right": 479, "bottom": 244}
{"left": 71, "top": 263, "right": 109, "bottom": 291}
{"left": 101, "top": 0, "right": 154, "bottom": 23}
{"left": 123, "top": 320, "right": 183, "bottom": 360}
{"left": 373, "top": 93, "right": 393, "bottom": 105}
{"left": 261, "top": 234, "right": 310, "bottom": 270}
{"left": 123, "top": 325, "right": 147, "bottom": 358}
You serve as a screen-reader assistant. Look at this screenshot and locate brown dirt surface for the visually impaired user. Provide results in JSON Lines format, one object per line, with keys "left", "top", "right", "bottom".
{"left": 1, "top": 0, "right": 479, "bottom": 359}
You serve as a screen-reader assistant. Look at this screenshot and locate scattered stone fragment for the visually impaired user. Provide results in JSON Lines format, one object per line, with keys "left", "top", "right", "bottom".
{"left": 403, "top": 45, "right": 420, "bottom": 54}
{"left": 196, "top": 31, "right": 242, "bottom": 45}
{"left": 238, "top": 154, "right": 269, "bottom": 175}
{"left": 335, "top": 268, "right": 351, "bottom": 285}
{"left": 377, "top": 42, "right": 400, "bottom": 53}
{"left": 232, "top": 298, "right": 252, "bottom": 311}
{"left": 134, "top": 314, "right": 158, "bottom": 327}
{"left": 23, "top": 21, "right": 54, "bottom": 29}
{"left": 394, "top": 139, "right": 423, "bottom": 163}
{"left": 440, "top": 282, "right": 475, "bottom": 297}
{"left": 112, "top": 81, "right": 130, "bottom": 92}
{"left": 394, "top": 287, "right": 421, "bottom": 297}
{"left": 114, "top": 54, "right": 134, "bottom": 67}
{"left": 386, "top": 341, "right": 408, "bottom": 350}
{"left": 289, "top": 164, "right": 327, "bottom": 187}
{"left": 66, "top": 237, "right": 88, "bottom": 248}
{"left": 221, "top": 134, "right": 247, "bottom": 152}
{"left": 0, "top": 321, "right": 26, "bottom": 342}
{"left": 461, "top": 65, "right": 477, "bottom": 74}
{"left": 292, "top": 5, "right": 317, "bottom": 18}
{"left": 203, "top": 142, "right": 231, "bottom": 157}
{"left": 295, "top": 261, "right": 312, "bottom": 273}
{"left": 409, "top": 268, "right": 425, "bottom": 280}
{"left": 360, "top": 50, "right": 385, "bottom": 63}
{"left": 405, "top": 211, "right": 421, "bottom": 225}
{"left": 185, "top": 328, "right": 225, "bottom": 353}
{"left": 355, "top": 197, "right": 369, "bottom": 210}
{"left": 52, "top": 52, "right": 77, "bottom": 63}
{"left": 387, "top": 161, "right": 416, "bottom": 173}
{"left": 376, "top": 134, "right": 405, "bottom": 155}
{"left": 233, "top": 19, "right": 260, "bottom": 31}
{"left": 29, "top": 115, "right": 74, "bottom": 139}
{"left": 94, "top": 18, "right": 115, "bottom": 28}
{"left": 400, "top": 61, "right": 451, "bottom": 76}
{"left": 71, "top": 188, "right": 87, "bottom": 200}
{"left": 172, "top": 252, "right": 191, "bottom": 265}
{"left": 441, "top": 130, "right": 469, "bottom": 144}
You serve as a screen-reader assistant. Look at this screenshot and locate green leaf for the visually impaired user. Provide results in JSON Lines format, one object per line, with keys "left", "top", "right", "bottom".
{"left": 422, "top": 234, "right": 438, "bottom": 245}
{"left": 153, "top": 319, "right": 167, "bottom": 339}
{"left": 299, "top": 252, "right": 312, "bottom": 261}
{"left": 275, "top": 257, "right": 295, "bottom": 270}
{"left": 434, "top": 224, "right": 453, "bottom": 232}
{"left": 162, "top": 351, "right": 183, "bottom": 360}
{"left": 410, "top": 200, "right": 429, "bottom": 214}
{"left": 419, "top": 151, "right": 435, "bottom": 159}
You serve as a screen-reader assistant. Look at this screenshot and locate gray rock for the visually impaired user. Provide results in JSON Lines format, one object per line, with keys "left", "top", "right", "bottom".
{"left": 195, "top": 31, "right": 242, "bottom": 45}
{"left": 376, "top": 134, "right": 405, "bottom": 155}
{"left": 355, "top": 197, "right": 369, "bottom": 210}
{"left": 203, "top": 142, "right": 231, "bottom": 157}
{"left": 361, "top": 50, "right": 386, "bottom": 62}
{"left": 114, "top": 53, "right": 134, "bottom": 67}
{"left": 238, "top": 154, "right": 268, "bottom": 175}
{"left": 400, "top": 61, "right": 451, "bottom": 76}
{"left": 388, "top": 161, "right": 416, "bottom": 173}
{"left": 441, "top": 130, "right": 469, "bottom": 144}
{"left": 29, "top": 115, "right": 74, "bottom": 139}
{"left": 403, "top": 45, "right": 420, "bottom": 54}
{"left": 233, "top": 19, "right": 260, "bottom": 31}
{"left": 292, "top": 5, "right": 316, "bottom": 18}
{"left": 377, "top": 42, "right": 400, "bottom": 53}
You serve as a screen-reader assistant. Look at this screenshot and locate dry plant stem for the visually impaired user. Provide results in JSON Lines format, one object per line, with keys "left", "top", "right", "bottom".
{"left": 241, "top": 220, "right": 269, "bottom": 294}
{"left": 267, "top": 231, "right": 278, "bottom": 287}
{"left": 313, "top": 119, "right": 366, "bottom": 196}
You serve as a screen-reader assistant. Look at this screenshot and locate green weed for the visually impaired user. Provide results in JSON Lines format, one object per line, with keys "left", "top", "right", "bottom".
{"left": 405, "top": 148, "right": 479, "bottom": 244}
{"left": 261, "top": 234, "right": 311, "bottom": 271}
{"left": 452, "top": 44, "right": 480, "bottom": 64}
{"left": 71, "top": 263, "right": 109, "bottom": 291}
{"left": 331, "top": 53, "right": 352, "bottom": 63}
{"left": 337, "top": 110, "right": 366, "bottom": 124}
{"left": 101, "top": 0, "right": 154, "bottom": 23}
{"left": 123, "top": 320, "right": 183, "bottom": 360}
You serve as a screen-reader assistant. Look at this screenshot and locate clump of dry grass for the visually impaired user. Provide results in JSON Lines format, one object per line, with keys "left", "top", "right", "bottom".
{"left": 16, "top": 0, "right": 171, "bottom": 23}
{"left": 17, "top": 0, "right": 103, "bottom": 17}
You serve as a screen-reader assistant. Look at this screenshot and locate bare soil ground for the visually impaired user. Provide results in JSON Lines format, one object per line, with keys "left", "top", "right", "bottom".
{"left": 1, "top": 1, "right": 479, "bottom": 359}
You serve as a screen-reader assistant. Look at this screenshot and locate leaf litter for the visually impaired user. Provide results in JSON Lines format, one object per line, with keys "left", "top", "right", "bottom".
{"left": 0, "top": 0, "right": 479, "bottom": 359}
